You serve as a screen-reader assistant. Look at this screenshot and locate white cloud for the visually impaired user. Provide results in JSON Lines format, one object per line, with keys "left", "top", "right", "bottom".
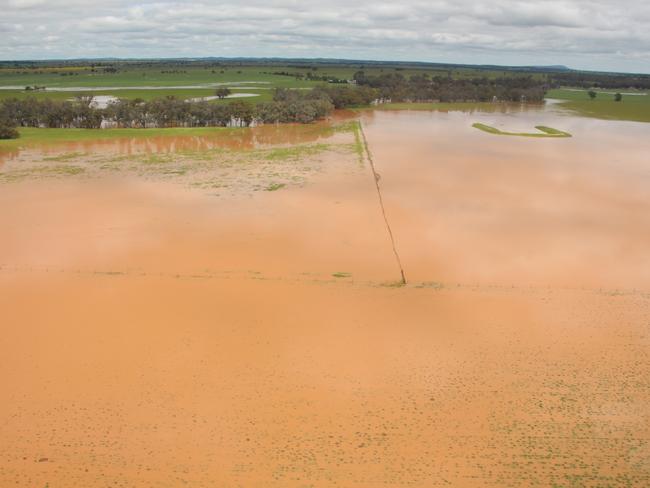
{"left": 0, "top": 0, "right": 647, "bottom": 73}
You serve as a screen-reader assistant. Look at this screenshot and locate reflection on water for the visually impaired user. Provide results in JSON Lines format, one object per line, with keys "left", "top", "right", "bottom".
{"left": 0, "top": 118, "right": 349, "bottom": 165}
{"left": 0, "top": 103, "right": 545, "bottom": 165}
{"left": 362, "top": 108, "right": 650, "bottom": 289}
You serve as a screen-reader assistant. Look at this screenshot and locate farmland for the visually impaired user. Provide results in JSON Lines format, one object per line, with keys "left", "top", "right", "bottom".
{"left": 1, "top": 57, "right": 649, "bottom": 487}
{"left": 547, "top": 88, "right": 650, "bottom": 122}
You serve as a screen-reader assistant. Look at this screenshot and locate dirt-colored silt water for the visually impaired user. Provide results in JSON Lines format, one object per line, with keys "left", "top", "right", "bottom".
{"left": 1, "top": 106, "right": 649, "bottom": 487}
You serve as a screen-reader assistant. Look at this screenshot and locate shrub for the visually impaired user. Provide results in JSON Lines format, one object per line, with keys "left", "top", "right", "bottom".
{"left": 0, "top": 122, "right": 19, "bottom": 139}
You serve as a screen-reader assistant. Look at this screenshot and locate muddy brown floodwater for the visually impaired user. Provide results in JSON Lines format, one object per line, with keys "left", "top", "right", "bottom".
{"left": 1, "top": 106, "right": 649, "bottom": 487}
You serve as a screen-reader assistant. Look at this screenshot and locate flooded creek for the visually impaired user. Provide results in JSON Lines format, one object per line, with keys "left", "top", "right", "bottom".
{"left": 1, "top": 105, "right": 649, "bottom": 487}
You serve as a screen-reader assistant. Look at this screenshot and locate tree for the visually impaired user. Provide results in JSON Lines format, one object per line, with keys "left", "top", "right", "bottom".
{"left": 215, "top": 87, "right": 232, "bottom": 99}
{"left": 0, "top": 117, "right": 19, "bottom": 139}
{"left": 614, "top": 92, "right": 622, "bottom": 102}
{"left": 588, "top": 90, "right": 597, "bottom": 100}
{"left": 228, "top": 100, "right": 254, "bottom": 127}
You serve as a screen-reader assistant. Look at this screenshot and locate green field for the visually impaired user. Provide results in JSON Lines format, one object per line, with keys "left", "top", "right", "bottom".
{"left": 0, "top": 65, "right": 311, "bottom": 103}
{"left": 0, "top": 65, "right": 313, "bottom": 88}
{"left": 2, "top": 61, "right": 648, "bottom": 124}
{"left": 0, "top": 61, "right": 546, "bottom": 105}
{"left": 547, "top": 88, "right": 650, "bottom": 122}
{"left": 0, "top": 63, "right": 543, "bottom": 88}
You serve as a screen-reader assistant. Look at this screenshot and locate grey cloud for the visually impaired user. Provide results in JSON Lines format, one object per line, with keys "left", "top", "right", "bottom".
{"left": 0, "top": 0, "right": 648, "bottom": 73}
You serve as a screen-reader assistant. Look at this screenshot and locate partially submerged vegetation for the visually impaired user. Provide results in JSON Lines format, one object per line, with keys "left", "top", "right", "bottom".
{"left": 0, "top": 140, "right": 336, "bottom": 190}
{"left": 472, "top": 123, "right": 572, "bottom": 138}
{"left": 0, "top": 88, "right": 335, "bottom": 130}
{"left": 0, "top": 120, "right": 363, "bottom": 196}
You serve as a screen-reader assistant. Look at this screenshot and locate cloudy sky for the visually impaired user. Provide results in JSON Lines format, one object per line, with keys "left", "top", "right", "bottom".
{"left": 1, "top": 0, "right": 649, "bottom": 73}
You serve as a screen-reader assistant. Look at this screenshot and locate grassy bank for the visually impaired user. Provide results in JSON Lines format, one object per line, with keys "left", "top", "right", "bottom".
{"left": 547, "top": 88, "right": 650, "bottom": 123}
{"left": 472, "top": 123, "right": 571, "bottom": 138}
{"left": 0, "top": 126, "right": 243, "bottom": 149}
{"left": 0, "top": 120, "right": 353, "bottom": 152}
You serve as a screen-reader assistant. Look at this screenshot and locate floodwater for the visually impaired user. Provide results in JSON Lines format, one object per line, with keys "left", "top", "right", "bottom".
{"left": 187, "top": 93, "right": 260, "bottom": 102}
{"left": 0, "top": 119, "right": 352, "bottom": 165}
{"left": 1, "top": 105, "right": 649, "bottom": 487}
{"left": 363, "top": 109, "right": 650, "bottom": 289}
{"left": 0, "top": 81, "right": 271, "bottom": 91}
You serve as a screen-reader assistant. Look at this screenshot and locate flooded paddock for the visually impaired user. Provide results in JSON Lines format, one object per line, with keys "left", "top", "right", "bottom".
{"left": 361, "top": 108, "right": 650, "bottom": 289}
{"left": 1, "top": 105, "right": 649, "bottom": 487}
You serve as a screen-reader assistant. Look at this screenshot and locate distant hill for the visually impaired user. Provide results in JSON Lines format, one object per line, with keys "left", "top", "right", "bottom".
{"left": 529, "top": 65, "right": 571, "bottom": 71}
{"left": 2, "top": 56, "right": 648, "bottom": 77}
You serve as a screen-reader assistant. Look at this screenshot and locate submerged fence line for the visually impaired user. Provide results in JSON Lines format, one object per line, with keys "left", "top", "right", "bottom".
{"left": 358, "top": 120, "right": 407, "bottom": 285}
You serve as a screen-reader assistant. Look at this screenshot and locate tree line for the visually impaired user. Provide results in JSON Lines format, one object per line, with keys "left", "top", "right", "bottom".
{"left": 0, "top": 76, "right": 551, "bottom": 139}
{"left": 0, "top": 89, "right": 341, "bottom": 136}
{"left": 549, "top": 72, "right": 650, "bottom": 90}
{"left": 352, "top": 71, "right": 547, "bottom": 102}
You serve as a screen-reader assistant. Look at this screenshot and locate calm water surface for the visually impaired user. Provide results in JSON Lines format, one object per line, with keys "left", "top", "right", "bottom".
{"left": 1, "top": 105, "right": 649, "bottom": 487}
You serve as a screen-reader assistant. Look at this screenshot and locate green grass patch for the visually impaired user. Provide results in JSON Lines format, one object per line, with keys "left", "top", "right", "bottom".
{"left": 0, "top": 126, "right": 242, "bottom": 149}
{"left": 0, "top": 66, "right": 317, "bottom": 89}
{"left": 261, "top": 143, "right": 331, "bottom": 161}
{"left": 472, "top": 123, "right": 572, "bottom": 138}
{"left": 41, "top": 151, "right": 86, "bottom": 162}
{"left": 415, "top": 281, "right": 445, "bottom": 290}
{"left": 332, "top": 272, "right": 352, "bottom": 278}
{"left": 264, "top": 182, "right": 285, "bottom": 191}
{"left": 351, "top": 121, "right": 364, "bottom": 165}
{"left": 379, "top": 280, "right": 407, "bottom": 288}
{"left": 546, "top": 88, "right": 650, "bottom": 123}
{"left": 141, "top": 154, "right": 176, "bottom": 164}
{"left": 0, "top": 165, "right": 85, "bottom": 182}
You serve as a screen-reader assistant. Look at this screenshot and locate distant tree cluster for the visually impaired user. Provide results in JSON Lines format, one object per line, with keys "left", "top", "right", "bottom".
{"left": 352, "top": 71, "right": 547, "bottom": 102}
{"left": 0, "top": 97, "right": 104, "bottom": 129}
{"left": 311, "top": 85, "right": 380, "bottom": 108}
{"left": 215, "top": 87, "right": 232, "bottom": 99}
{"left": 550, "top": 72, "right": 650, "bottom": 90}
{"left": 264, "top": 71, "right": 348, "bottom": 84}
{"left": 304, "top": 72, "right": 348, "bottom": 83}
{"left": 255, "top": 88, "right": 334, "bottom": 123}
